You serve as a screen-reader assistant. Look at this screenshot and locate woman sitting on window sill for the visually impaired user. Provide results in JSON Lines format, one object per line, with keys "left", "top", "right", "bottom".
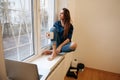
{"left": 43, "top": 8, "right": 77, "bottom": 61}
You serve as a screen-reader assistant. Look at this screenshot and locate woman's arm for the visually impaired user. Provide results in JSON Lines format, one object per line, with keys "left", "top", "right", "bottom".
{"left": 59, "top": 38, "right": 70, "bottom": 47}
{"left": 56, "top": 38, "right": 70, "bottom": 53}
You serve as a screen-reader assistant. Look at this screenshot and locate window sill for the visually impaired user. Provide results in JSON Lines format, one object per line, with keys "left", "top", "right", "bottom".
{"left": 30, "top": 54, "right": 65, "bottom": 80}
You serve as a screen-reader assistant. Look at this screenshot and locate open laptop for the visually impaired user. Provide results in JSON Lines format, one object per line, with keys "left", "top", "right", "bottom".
{"left": 5, "top": 59, "right": 40, "bottom": 80}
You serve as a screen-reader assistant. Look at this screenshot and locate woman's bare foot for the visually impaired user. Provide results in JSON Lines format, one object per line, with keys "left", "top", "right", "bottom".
{"left": 48, "top": 42, "right": 57, "bottom": 61}
{"left": 48, "top": 52, "right": 57, "bottom": 61}
{"left": 42, "top": 50, "right": 52, "bottom": 55}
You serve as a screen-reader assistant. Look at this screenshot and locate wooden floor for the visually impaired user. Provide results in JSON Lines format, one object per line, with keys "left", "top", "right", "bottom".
{"left": 65, "top": 67, "right": 120, "bottom": 80}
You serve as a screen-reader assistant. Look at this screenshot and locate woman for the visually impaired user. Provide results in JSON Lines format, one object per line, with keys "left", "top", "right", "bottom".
{"left": 43, "top": 8, "right": 77, "bottom": 60}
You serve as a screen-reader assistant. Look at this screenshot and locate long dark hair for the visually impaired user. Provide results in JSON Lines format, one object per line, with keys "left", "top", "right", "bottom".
{"left": 62, "top": 8, "right": 71, "bottom": 38}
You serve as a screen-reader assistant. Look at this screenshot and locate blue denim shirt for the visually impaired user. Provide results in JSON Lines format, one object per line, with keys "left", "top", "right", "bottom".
{"left": 53, "top": 21, "right": 73, "bottom": 44}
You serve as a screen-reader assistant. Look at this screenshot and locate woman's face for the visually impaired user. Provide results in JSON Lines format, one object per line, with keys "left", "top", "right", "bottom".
{"left": 59, "top": 10, "right": 64, "bottom": 20}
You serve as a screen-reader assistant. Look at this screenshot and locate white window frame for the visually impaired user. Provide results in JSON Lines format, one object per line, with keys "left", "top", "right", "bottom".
{"left": 24, "top": 0, "right": 55, "bottom": 61}
{"left": 35, "top": 0, "right": 55, "bottom": 55}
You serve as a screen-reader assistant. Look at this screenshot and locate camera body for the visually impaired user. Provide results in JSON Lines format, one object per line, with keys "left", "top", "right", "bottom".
{"left": 66, "top": 63, "right": 85, "bottom": 79}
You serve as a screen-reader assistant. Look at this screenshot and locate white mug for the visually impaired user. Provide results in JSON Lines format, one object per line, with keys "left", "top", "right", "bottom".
{"left": 46, "top": 32, "right": 54, "bottom": 39}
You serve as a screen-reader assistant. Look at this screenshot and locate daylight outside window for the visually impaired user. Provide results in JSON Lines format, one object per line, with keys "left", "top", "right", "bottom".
{"left": 0, "top": 0, "right": 34, "bottom": 61}
{"left": 0, "top": 0, "right": 55, "bottom": 61}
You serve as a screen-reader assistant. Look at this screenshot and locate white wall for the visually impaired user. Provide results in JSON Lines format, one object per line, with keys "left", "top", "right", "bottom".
{"left": 67, "top": 0, "right": 120, "bottom": 74}
{"left": 18, "top": 0, "right": 118, "bottom": 75}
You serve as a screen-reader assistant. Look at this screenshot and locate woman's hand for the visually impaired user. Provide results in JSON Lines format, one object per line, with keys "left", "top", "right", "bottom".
{"left": 56, "top": 46, "right": 62, "bottom": 53}
{"left": 56, "top": 39, "right": 70, "bottom": 53}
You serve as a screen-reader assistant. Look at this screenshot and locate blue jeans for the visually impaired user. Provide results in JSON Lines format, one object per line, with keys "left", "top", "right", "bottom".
{"left": 50, "top": 27, "right": 74, "bottom": 52}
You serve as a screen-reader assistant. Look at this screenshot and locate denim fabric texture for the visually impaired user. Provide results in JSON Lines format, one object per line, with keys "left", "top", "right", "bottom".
{"left": 50, "top": 27, "right": 74, "bottom": 52}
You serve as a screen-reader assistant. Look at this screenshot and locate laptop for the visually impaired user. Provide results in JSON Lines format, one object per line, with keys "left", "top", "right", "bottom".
{"left": 5, "top": 59, "right": 40, "bottom": 80}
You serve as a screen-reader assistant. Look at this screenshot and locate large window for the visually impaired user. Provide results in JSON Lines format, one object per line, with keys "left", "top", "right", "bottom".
{"left": 0, "top": 0, "right": 34, "bottom": 61}
{"left": 0, "top": 0, "right": 55, "bottom": 61}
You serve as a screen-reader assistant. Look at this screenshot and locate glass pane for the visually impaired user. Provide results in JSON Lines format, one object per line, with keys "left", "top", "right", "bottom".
{"left": 0, "top": 0, "right": 34, "bottom": 61}
{"left": 4, "top": 48, "right": 17, "bottom": 60}
{"left": 19, "top": 44, "right": 33, "bottom": 60}
{"left": 40, "top": 0, "right": 54, "bottom": 48}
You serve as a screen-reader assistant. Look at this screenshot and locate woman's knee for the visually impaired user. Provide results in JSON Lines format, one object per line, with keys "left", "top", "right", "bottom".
{"left": 70, "top": 42, "right": 77, "bottom": 50}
